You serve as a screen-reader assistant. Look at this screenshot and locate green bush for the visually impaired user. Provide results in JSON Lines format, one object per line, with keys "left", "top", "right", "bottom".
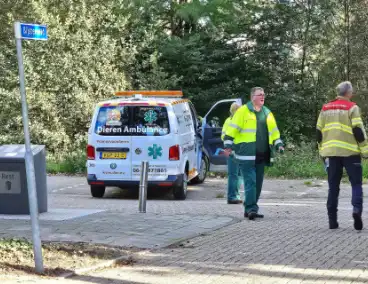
{"left": 265, "top": 143, "right": 326, "bottom": 179}
{"left": 266, "top": 143, "right": 368, "bottom": 180}
{"left": 44, "top": 143, "right": 368, "bottom": 178}
{"left": 47, "top": 150, "right": 86, "bottom": 174}
{"left": 206, "top": 143, "right": 368, "bottom": 180}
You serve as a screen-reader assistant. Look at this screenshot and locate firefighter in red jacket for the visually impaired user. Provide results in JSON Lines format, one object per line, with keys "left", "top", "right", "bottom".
{"left": 317, "top": 81, "right": 368, "bottom": 230}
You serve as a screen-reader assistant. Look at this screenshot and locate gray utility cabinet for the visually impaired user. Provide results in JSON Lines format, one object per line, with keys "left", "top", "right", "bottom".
{"left": 0, "top": 145, "right": 47, "bottom": 214}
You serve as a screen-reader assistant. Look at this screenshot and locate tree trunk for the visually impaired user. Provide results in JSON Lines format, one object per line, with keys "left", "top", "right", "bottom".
{"left": 170, "top": 0, "right": 191, "bottom": 37}
{"left": 301, "top": 0, "right": 312, "bottom": 84}
{"left": 345, "top": 0, "right": 351, "bottom": 80}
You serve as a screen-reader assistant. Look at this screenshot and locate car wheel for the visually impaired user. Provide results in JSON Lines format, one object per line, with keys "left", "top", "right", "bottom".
{"left": 173, "top": 172, "right": 188, "bottom": 200}
{"left": 191, "top": 156, "right": 208, "bottom": 184}
{"left": 90, "top": 185, "right": 105, "bottom": 198}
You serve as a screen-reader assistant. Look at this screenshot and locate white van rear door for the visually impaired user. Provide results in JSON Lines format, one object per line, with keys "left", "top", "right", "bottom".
{"left": 92, "top": 104, "right": 132, "bottom": 180}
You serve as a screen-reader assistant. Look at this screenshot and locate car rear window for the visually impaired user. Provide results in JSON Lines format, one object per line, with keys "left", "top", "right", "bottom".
{"left": 95, "top": 105, "right": 170, "bottom": 136}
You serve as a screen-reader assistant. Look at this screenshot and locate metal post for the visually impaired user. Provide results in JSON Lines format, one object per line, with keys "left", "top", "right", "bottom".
{"left": 139, "top": 161, "right": 149, "bottom": 213}
{"left": 15, "top": 36, "right": 44, "bottom": 274}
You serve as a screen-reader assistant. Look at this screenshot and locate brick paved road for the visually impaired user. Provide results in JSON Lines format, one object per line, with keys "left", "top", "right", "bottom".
{"left": 2, "top": 176, "right": 368, "bottom": 283}
{"left": 0, "top": 212, "right": 236, "bottom": 249}
{"left": 62, "top": 200, "right": 368, "bottom": 284}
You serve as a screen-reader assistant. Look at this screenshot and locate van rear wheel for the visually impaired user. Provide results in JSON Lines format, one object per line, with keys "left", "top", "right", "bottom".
{"left": 191, "top": 156, "right": 208, "bottom": 184}
{"left": 173, "top": 173, "right": 188, "bottom": 200}
{"left": 90, "top": 185, "right": 105, "bottom": 198}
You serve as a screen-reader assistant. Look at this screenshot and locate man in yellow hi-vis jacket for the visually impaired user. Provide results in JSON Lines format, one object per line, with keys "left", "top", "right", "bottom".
{"left": 223, "top": 87, "right": 284, "bottom": 220}
{"left": 317, "top": 81, "right": 368, "bottom": 231}
{"left": 222, "top": 102, "right": 242, "bottom": 204}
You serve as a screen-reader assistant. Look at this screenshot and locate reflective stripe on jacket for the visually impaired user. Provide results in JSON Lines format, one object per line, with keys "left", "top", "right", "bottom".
{"left": 317, "top": 96, "right": 368, "bottom": 157}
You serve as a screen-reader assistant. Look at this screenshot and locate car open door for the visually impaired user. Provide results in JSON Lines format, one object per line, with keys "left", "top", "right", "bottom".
{"left": 201, "top": 99, "right": 242, "bottom": 172}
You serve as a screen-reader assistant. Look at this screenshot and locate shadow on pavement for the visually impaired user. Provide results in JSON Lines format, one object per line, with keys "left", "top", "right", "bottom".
{"left": 104, "top": 187, "right": 173, "bottom": 200}
{"left": 130, "top": 260, "right": 368, "bottom": 283}
{"left": 0, "top": 262, "right": 73, "bottom": 277}
{"left": 103, "top": 180, "right": 216, "bottom": 201}
{"left": 71, "top": 274, "right": 145, "bottom": 284}
{"left": 103, "top": 186, "right": 213, "bottom": 201}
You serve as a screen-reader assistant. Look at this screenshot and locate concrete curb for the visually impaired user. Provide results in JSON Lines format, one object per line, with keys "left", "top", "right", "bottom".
{"left": 58, "top": 253, "right": 135, "bottom": 279}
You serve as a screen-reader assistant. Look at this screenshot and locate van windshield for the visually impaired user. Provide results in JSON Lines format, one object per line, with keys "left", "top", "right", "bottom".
{"left": 95, "top": 105, "right": 170, "bottom": 136}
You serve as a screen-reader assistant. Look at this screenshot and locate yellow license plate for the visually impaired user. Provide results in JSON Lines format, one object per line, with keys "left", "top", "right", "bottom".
{"left": 101, "top": 152, "right": 127, "bottom": 159}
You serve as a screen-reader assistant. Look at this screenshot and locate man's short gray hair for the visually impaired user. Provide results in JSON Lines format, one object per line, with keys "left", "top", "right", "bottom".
{"left": 337, "top": 81, "right": 353, "bottom": 96}
{"left": 251, "top": 87, "right": 264, "bottom": 97}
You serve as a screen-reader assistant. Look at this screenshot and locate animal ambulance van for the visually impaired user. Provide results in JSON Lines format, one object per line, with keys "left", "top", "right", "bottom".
{"left": 86, "top": 90, "right": 241, "bottom": 200}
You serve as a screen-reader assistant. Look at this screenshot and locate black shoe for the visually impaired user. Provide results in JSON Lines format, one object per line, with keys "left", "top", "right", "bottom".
{"left": 227, "top": 200, "right": 242, "bottom": 204}
{"left": 244, "top": 212, "right": 264, "bottom": 218}
{"left": 248, "top": 212, "right": 257, "bottom": 220}
{"left": 329, "top": 220, "right": 339, "bottom": 229}
{"left": 353, "top": 213, "right": 363, "bottom": 231}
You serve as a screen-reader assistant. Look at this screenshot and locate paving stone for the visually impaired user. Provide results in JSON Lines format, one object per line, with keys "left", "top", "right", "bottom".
{"left": 3, "top": 177, "right": 368, "bottom": 283}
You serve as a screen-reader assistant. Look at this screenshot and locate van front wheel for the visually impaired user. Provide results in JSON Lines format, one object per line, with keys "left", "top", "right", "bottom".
{"left": 90, "top": 185, "right": 105, "bottom": 198}
{"left": 173, "top": 173, "right": 188, "bottom": 200}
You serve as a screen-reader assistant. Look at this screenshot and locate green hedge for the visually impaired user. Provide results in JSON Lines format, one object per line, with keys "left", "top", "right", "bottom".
{"left": 46, "top": 144, "right": 368, "bottom": 180}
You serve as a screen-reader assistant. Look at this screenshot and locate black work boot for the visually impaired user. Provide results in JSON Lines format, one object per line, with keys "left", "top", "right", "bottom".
{"left": 228, "top": 200, "right": 242, "bottom": 204}
{"left": 248, "top": 212, "right": 257, "bottom": 220}
{"left": 353, "top": 213, "right": 363, "bottom": 231}
{"left": 329, "top": 219, "right": 339, "bottom": 230}
{"left": 244, "top": 212, "right": 264, "bottom": 218}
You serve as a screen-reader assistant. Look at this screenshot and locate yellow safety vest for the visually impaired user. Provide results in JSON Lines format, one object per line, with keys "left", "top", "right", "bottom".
{"left": 223, "top": 102, "right": 283, "bottom": 164}
{"left": 221, "top": 117, "right": 232, "bottom": 141}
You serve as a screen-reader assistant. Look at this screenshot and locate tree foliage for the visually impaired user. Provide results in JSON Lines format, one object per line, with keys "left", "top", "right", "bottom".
{"left": 0, "top": 0, "right": 366, "bottom": 152}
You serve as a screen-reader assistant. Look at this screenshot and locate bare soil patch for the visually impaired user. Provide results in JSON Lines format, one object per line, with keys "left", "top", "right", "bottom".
{"left": 0, "top": 238, "right": 136, "bottom": 279}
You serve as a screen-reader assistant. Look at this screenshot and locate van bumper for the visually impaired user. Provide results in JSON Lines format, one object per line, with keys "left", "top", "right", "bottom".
{"left": 87, "top": 174, "right": 183, "bottom": 188}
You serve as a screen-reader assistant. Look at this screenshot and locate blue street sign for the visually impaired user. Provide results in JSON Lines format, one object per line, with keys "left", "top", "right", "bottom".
{"left": 14, "top": 22, "right": 48, "bottom": 41}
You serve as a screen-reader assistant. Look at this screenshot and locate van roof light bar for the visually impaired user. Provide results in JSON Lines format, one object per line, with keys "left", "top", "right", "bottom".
{"left": 115, "top": 90, "right": 183, "bottom": 98}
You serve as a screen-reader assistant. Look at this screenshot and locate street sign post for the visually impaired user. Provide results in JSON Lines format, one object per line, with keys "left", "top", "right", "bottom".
{"left": 14, "top": 21, "right": 48, "bottom": 274}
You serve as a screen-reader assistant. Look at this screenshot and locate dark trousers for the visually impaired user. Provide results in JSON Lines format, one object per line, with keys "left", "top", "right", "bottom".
{"left": 240, "top": 152, "right": 268, "bottom": 213}
{"left": 327, "top": 156, "right": 363, "bottom": 221}
{"left": 239, "top": 163, "right": 265, "bottom": 213}
{"left": 227, "top": 155, "right": 242, "bottom": 201}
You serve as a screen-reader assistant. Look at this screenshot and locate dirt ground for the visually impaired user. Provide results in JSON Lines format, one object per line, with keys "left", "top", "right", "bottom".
{"left": 0, "top": 238, "right": 135, "bottom": 279}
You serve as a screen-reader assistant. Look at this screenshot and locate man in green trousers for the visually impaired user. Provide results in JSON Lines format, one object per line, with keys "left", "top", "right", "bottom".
{"left": 222, "top": 102, "right": 242, "bottom": 204}
{"left": 223, "top": 87, "right": 284, "bottom": 220}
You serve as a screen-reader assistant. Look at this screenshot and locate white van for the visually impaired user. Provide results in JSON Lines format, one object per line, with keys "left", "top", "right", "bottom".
{"left": 86, "top": 90, "right": 241, "bottom": 200}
